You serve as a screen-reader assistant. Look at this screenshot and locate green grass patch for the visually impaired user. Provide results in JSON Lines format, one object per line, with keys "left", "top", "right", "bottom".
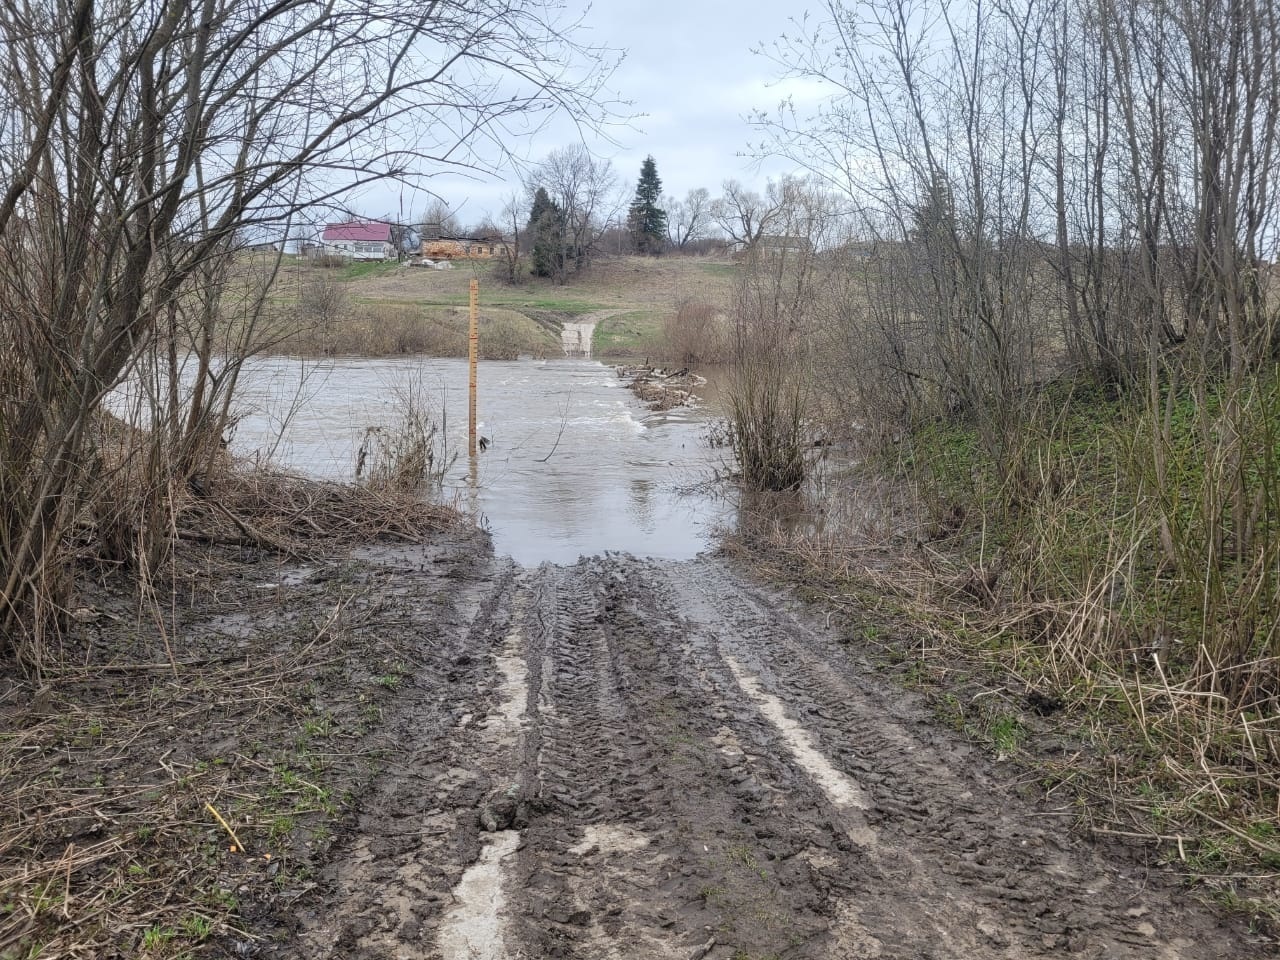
{"left": 487, "top": 295, "right": 606, "bottom": 315}
{"left": 698, "top": 261, "right": 739, "bottom": 279}
{"left": 340, "top": 260, "right": 402, "bottom": 281}
{"left": 593, "top": 311, "right": 663, "bottom": 358}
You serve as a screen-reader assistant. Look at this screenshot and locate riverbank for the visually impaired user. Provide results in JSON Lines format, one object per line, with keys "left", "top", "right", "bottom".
{"left": 723, "top": 433, "right": 1280, "bottom": 929}
{"left": 238, "top": 253, "right": 735, "bottom": 362}
{"left": 0, "top": 472, "right": 487, "bottom": 958}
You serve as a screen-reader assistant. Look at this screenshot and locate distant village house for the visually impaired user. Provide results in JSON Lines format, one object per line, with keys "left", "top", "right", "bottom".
{"left": 751, "top": 235, "right": 813, "bottom": 259}
{"left": 321, "top": 221, "right": 396, "bottom": 261}
{"left": 419, "top": 223, "right": 510, "bottom": 261}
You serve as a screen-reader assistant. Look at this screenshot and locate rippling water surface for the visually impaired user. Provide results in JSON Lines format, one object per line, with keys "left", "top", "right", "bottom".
{"left": 223, "top": 356, "right": 727, "bottom": 564}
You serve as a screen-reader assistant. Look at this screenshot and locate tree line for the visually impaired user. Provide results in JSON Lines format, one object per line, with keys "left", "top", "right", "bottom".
{"left": 723, "top": 0, "right": 1280, "bottom": 710}
{"left": 411, "top": 150, "right": 832, "bottom": 284}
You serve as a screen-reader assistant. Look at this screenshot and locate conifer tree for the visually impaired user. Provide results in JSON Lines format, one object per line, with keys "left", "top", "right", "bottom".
{"left": 526, "top": 186, "right": 565, "bottom": 278}
{"left": 627, "top": 156, "right": 667, "bottom": 255}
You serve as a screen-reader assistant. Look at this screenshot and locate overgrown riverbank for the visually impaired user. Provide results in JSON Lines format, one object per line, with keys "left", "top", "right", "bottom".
{"left": 0, "top": 472, "right": 489, "bottom": 958}
{"left": 725, "top": 373, "right": 1280, "bottom": 927}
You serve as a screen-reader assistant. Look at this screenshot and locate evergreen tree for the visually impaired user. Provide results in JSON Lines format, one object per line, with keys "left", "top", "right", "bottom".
{"left": 526, "top": 186, "right": 565, "bottom": 278}
{"left": 627, "top": 156, "right": 667, "bottom": 255}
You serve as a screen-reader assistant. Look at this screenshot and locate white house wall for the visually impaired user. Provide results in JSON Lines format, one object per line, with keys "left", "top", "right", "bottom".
{"left": 321, "top": 240, "right": 394, "bottom": 261}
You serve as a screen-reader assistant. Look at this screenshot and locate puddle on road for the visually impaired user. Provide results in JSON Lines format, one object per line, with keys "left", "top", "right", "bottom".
{"left": 439, "top": 584, "right": 532, "bottom": 958}
{"left": 489, "top": 592, "right": 529, "bottom": 734}
{"left": 211, "top": 356, "right": 729, "bottom": 564}
{"left": 435, "top": 830, "right": 521, "bottom": 960}
{"left": 569, "top": 823, "right": 651, "bottom": 857}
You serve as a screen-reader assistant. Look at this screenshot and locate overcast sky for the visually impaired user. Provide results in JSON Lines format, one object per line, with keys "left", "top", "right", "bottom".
{"left": 368, "top": 1, "right": 823, "bottom": 229}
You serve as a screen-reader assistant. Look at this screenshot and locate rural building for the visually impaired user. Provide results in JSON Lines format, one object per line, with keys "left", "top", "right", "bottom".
{"left": 752, "top": 235, "right": 814, "bottom": 259}
{"left": 419, "top": 231, "right": 510, "bottom": 261}
{"left": 321, "top": 221, "right": 396, "bottom": 261}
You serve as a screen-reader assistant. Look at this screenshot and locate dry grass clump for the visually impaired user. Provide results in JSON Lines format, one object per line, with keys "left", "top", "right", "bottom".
{"left": 205, "top": 468, "right": 459, "bottom": 547}
{"left": 0, "top": 554, "right": 446, "bottom": 958}
{"left": 76, "top": 407, "right": 459, "bottom": 578}
{"left": 355, "top": 376, "right": 457, "bottom": 494}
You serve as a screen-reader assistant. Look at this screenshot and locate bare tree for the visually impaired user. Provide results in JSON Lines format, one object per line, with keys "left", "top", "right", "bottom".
{"left": 666, "top": 187, "right": 714, "bottom": 250}
{"left": 524, "top": 144, "right": 621, "bottom": 280}
{"left": 0, "top": 0, "right": 614, "bottom": 663}
{"left": 497, "top": 190, "right": 528, "bottom": 283}
{"left": 416, "top": 199, "right": 464, "bottom": 239}
{"left": 711, "top": 180, "right": 782, "bottom": 251}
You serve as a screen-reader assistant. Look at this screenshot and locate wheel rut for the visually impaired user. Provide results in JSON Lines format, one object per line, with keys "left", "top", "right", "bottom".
{"left": 262, "top": 553, "right": 1273, "bottom": 959}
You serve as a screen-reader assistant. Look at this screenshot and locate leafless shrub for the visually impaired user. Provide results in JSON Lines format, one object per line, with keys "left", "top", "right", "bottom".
{"left": 726, "top": 354, "right": 810, "bottom": 492}
{"left": 355, "top": 375, "right": 456, "bottom": 493}
{"left": 722, "top": 178, "right": 847, "bottom": 490}
{"left": 662, "top": 299, "right": 727, "bottom": 366}
{"left": 298, "top": 273, "right": 350, "bottom": 350}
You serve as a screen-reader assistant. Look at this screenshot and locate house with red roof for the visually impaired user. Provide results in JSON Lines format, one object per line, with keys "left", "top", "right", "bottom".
{"left": 320, "top": 221, "right": 395, "bottom": 261}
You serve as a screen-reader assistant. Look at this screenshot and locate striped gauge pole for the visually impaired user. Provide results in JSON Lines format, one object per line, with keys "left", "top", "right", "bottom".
{"left": 468, "top": 278, "right": 478, "bottom": 458}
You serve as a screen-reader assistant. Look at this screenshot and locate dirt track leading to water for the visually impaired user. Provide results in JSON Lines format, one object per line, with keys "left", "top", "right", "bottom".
{"left": 261, "top": 551, "right": 1269, "bottom": 958}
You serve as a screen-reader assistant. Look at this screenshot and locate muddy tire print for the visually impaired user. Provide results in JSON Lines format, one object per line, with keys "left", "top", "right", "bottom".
{"left": 262, "top": 554, "right": 1272, "bottom": 958}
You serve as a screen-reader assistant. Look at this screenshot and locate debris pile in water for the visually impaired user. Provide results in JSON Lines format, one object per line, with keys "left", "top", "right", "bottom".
{"left": 616, "top": 363, "right": 707, "bottom": 411}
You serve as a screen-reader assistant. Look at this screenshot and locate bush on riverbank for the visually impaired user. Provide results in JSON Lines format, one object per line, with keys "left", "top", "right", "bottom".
{"left": 662, "top": 299, "right": 729, "bottom": 366}
{"left": 712, "top": 188, "right": 1280, "bottom": 910}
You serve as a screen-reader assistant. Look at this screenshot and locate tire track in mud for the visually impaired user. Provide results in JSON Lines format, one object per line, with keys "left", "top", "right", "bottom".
{"left": 509, "top": 559, "right": 898, "bottom": 958}
{"left": 512, "top": 563, "right": 693, "bottom": 958}
{"left": 641, "top": 556, "right": 1261, "bottom": 958}
{"left": 266, "top": 553, "right": 522, "bottom": 959}
{"left": 268, "top": 551, "right": 1271, "bottom": 959}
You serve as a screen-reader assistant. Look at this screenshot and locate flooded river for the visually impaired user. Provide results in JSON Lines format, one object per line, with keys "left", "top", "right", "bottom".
{"left": 224, "top": 356, "right": 728, "bottom": 564}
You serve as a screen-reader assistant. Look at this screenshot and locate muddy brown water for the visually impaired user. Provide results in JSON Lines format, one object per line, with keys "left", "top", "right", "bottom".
{"left": 212, "top": 356, "right": 729, "bottom": 563}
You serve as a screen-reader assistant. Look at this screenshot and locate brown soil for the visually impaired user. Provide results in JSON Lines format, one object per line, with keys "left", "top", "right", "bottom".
{"left": 4, "top": 476, "right": 1273, "bottom": 957}
{"left": 0, "top": 484, "right": 488, "bottom": 959}
{"left": 251, "top": 555, "right": 1272, "bottom": 958}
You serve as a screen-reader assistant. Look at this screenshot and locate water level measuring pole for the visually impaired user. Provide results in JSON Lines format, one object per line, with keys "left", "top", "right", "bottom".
{"left": 468, "top": 278, "right": 478, "bottom": 458}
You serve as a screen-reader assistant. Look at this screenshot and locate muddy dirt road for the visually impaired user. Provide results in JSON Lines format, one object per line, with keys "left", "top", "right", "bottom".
{"left": 262, "top": 551, "right": 1267, "bottom": 958}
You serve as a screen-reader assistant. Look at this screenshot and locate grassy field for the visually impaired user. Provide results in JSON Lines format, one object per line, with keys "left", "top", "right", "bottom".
{"left": 245, "top": 253, "right": 738, "bottom": 360}
{"left": 592, "top": 311, "right": 665, "bottom": 358}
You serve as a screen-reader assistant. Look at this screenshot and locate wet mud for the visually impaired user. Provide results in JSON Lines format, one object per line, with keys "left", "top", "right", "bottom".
{"left": 257, "top": 554, "right": 1273, "bottom": 958}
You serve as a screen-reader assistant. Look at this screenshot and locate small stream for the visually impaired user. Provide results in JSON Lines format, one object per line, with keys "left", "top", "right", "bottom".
{"left": 221, "top": 356, "right": 729, "bottom": 564}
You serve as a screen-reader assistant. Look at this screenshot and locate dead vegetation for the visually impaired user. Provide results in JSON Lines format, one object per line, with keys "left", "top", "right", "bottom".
{"left": 0, "top": 469, "right": 478, "bottom": 959}
{"left": 615, "top": 363, "right": 706, "bottom": 411}
{"left": 725, "top": 475, "right": 1280, "bottom": 926}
